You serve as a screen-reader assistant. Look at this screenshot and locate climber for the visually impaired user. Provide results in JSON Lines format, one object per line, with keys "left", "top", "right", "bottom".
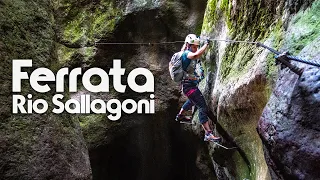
{"left": 176, "top": 34, "right": 221, "bottom": 142}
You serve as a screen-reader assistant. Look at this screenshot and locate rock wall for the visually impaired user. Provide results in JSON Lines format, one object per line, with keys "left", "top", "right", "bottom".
{"left": 257, "top": 1, "right": 320, "bottom": 179}
{"left": 0, "top": 0, "right": 91, "bottom": 179}
{"left": 1, "top": 0, "right": 213, "bottom": 179}
{"left": 2, "top": 0, "right": 318, "bottom": 179}
{"left": 199, "top": 0, "right": 319, "bottom": 179}
{"left": 53, "top": 0, "right": 212, "bottom": 179}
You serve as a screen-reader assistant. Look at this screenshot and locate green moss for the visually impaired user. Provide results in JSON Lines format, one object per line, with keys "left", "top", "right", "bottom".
{"left": 63, "top": 14, "right": 86, "bottom": 44}
{"left": 232, "top": 145, "right": 251, "bottom": 179}
{"left": 0, "top": 1, "right": 89, "bottom": 177}
{"left": 202, "top": 0, "right": 283, "bottom": 83}
{"left": 265, "top": 54, "right": 277, "bottom": 81}
{"left": 53, "top": 44, "right": 97, "bottom": 70}
{"left": 202, "top": 47, "right": 218, "bottom": 75}
{"left": 52, "top": 1, "right": 123, "bottom": 69}
{"left": 61, "top": 1, "right": 122, "bottom": 45}
{"left": 273, "top": 20, "right": 285, "bottom": 49}
{"left": 200, "top": 0, "right": 319, "bottom": 179}
{"left": 83, "top": 47, "right": 96, "bottom": 62}
{"left": 195, "top": 20, "right": 204, "bottom": 35}
{"left": 216, "top": 84, "right": 271, "bottom": 179}
{"left": 79, "top": 114, "right": 107, "bottom": 148}
{"left": 56, "top": 44, "right": 77, "bottom": 64}
{"left": 264, "top": 0, "right": 320, "bottom": 87}
{"left": 0, "top": 0, "right": 55, "bottom": 67}
{"left": 220, "top": 0, "right": 228, "bottom": 11}
{"left": 264, "top": 0, "right": 320, "bottom": 81}
{"left": 283, "top": 0, "right": 320, "bottom": 55}
{"left": 79, "top": 114, "right": 121, "bottom": 148}
{"left": 228, "top": 1, "right": 276, "bottom": 40}
{"left": 219, "top": 43, "right": 258, "bottom": 82}
{"left": 90, "top": 4, "right": 121, "bottom": 39}
{"left": 200, "top": 1, "right": 290, "bottom": 179}
{"left": 202, "top": 0, "right": 218, "bottom": 33}
{"left": 265, "top": 20, "right": 284, "bottom": 83}
{"left": 217, "top": 112, "right": 264, "bottom": 180}
{"left": 220, "top": 0, "right": 232, "bottom": 29}
{"left": 219, "top": 44, "right": 236, "bottom": 80}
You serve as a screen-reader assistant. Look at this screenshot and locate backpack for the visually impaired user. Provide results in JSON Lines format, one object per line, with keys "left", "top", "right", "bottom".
{"left": 169, "top": 51, "right": 184, "bottom": 82}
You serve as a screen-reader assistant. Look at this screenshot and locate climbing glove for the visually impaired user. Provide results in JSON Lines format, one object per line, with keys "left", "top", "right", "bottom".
{"left": 205, "top": 38, "right": 211, "bottom": 45}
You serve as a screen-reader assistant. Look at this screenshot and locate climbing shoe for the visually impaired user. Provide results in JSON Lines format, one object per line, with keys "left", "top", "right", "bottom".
{"left": 204, "top": 133, "right": 221, "bottom": 142}
{"left": 175, "top": 114, "right": 192, "bottom": 124}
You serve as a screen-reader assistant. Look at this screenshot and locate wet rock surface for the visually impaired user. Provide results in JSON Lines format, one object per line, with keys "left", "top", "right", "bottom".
{"left": 257, "top": 1, "right": 320, "bottom": 179}
{"left": 258, "top": 65, "right": 320, "bottom": 180}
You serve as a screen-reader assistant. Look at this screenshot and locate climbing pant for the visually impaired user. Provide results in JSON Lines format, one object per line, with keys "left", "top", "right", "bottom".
{"left": 182, "top": 81, "right": 208, "bottom": 124}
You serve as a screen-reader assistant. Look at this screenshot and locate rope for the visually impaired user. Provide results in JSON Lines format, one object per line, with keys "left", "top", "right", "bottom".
{"left": 257, "top": 42, "right": 320, "bottom": 67}
{"left": 206, "top": 38, "right": 258, "bottom": 44}
{"left": 94, "top": 39, "right": 258, "bottom": 45}
{"left": 95, "top": 41, "right": 184, "bottom": 45}
{"left": 212, "top": 142, "right": 238, "bottom": 150}
{"left": 287, "top": 55, "right": 320, "bottom": 67}
{"left": 94, "top": 38, "right": 319, "bottom": 67}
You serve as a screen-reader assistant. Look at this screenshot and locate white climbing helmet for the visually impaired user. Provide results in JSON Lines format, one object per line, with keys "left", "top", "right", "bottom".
{"left": 185, "top": 34, "right": 200, "bottom": 45}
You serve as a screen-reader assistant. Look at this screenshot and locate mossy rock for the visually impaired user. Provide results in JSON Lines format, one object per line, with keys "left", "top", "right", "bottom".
{"left": 0, "top": 0, "right": 91, "bottom": 179}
